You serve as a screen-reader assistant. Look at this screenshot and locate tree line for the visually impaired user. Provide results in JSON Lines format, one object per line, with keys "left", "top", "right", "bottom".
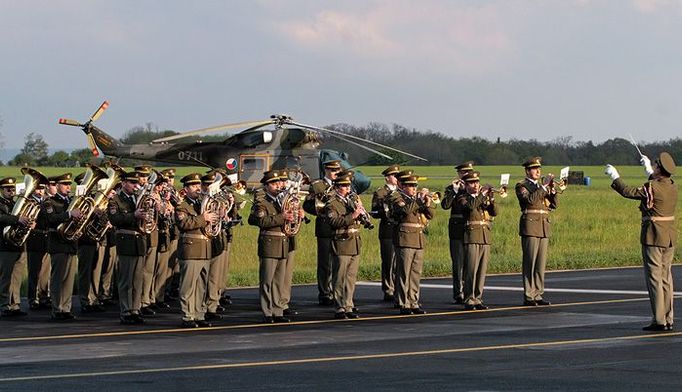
{"left": 5, "top": 122, "right": 681, "bottom": 167}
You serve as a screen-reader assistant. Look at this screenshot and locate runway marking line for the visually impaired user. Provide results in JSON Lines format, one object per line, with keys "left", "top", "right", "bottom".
{"left": 0, "top": 331, "right": 679, "bottom": 382}
{"left": 0, "top": 296, "right": 657, "bottom": 343}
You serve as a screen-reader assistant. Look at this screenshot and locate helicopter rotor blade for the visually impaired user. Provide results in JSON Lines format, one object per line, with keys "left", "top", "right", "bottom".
{"left": 90, "top": 101, "right": 109, "bottom": 122}
{"left": 288, "top": 120, "right": 429, "bottom": 162}
{"left": 324, "top": 132, "right": 394, "bottom": 161}
{"left": 152, "top": 119, "right": 275, "bottom": 143}
{"left": 58, "top": 118, "right": 83, "bottom": 127}
{"left": 86, "top": 134, "right": 100, "bottom": 157}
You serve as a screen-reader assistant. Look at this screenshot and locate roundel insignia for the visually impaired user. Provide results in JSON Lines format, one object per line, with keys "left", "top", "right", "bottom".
{"left": 225, "top": 158, "right": 238, "bottom": 171}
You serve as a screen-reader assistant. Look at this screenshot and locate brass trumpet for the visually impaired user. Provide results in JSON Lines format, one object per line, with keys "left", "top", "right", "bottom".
{"left": 418, "top": 188, "right": 441, "bottom": 204}
{"left": 482, "top": 184, "right": 508, "bottom": 198}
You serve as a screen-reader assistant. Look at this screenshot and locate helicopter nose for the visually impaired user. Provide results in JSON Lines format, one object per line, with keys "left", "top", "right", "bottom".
{"left": 352, "top": 170, "right": 372, "bottom": 194}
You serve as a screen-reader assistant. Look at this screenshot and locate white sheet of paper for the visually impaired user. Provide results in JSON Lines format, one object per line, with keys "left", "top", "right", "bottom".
{"left": 500, "top": 173, "right": 510, "bottom": 186}
{"left": 560, "top": 166, "right": 570, "bottom": 180}
{"left": 15, "top": 183, "right": 26, "bottom": 195}
{"left": 76, "top": 185, "right": 87, "bottom": 196}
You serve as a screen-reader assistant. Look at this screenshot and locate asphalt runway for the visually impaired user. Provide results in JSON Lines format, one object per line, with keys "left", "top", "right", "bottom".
{"left": 0, "top": 266, "right": 680, "bottom": 391}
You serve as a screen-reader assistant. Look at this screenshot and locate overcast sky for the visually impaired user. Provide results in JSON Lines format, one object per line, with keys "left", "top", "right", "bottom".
{"left": 1, "top": 0, "right": 681, "bottom": 149}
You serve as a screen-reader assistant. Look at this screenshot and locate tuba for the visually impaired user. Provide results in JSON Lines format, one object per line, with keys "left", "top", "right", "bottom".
{"left": 200, "top": 173, "right": 225, "bottom": 238}
{"left": 281, "top": 171, "right": 308, "bottom": 237}
{"left": 58, "top": 164, "right": 109, "bottom": 242}
{"left": 3, "top": 168, "right": 49, "bottom": 247}
{"left": 84, "top": 163, "right": 125, "bottom": 242}
{"left": 136, "top": 171, "right": 159, "bottom": 234}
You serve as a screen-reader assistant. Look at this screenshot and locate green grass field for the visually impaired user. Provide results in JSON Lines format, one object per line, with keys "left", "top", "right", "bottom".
{"left": 7, "top": 165, "right": 680, "bottom": 287}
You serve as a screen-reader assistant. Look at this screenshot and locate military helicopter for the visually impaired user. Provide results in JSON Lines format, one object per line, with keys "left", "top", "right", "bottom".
{"left": 58, "top": 101, "right": 427, "bottom": 193}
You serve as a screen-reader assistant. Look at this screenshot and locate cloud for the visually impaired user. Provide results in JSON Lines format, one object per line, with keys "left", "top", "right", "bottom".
{"left": 274, "top": 1, "right": 517, "bottom": 75}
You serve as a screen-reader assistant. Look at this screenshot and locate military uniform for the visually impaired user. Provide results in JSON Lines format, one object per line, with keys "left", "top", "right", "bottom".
{"left": 45, "top": 174, "right": 79, "bottom": 319}
{"left": 98, "top": 225, "right": 117, "bottom": 303}
{"left": 303, "top": 162, "right": 338, "bottom": 304}
{"left": 136, "top": 165, "right": 159, "bottom": 315}
{"left": 202, "top": 172, "right": 227, "bottom": 319}
{"left": 108, "top": 172, "right": 147, "bottom": 324}
{"left": 248, "top": 170, "right": 293, "bottom": 322}
{"left": 26, "top": 190, "right": 51, "bottom": 309}
{"left": 391, "top": 175, "right": 435, "bottom": 313}
{"left": 609, "top": 153, "right": 677, "bottom": 330}
{"left": 371, "top": 165, "right": 400, "bottom": 301}
{"left": 515, "top": 157, "right": 557, "bottom": 305}
{"left": 457, "top": 171, "right": 498, "bottom": 309}
{"left": 175, "top": 173, "right": 213, "bottom": 326}
{"left": 441, "top": 161, "right": 474, "bottom": 303}
{"left": 0, "top": 177, "right": 28, "bottom": 316}
{"left": 77, "top": 226, "right": 107, "bottom": 311}
{"left": 324, "top": 177, "right": 362, "bottom": 318}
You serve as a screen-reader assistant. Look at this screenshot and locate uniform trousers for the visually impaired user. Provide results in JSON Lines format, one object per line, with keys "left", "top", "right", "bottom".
{"left": 332, "top": 253, "right": 359, "bottom": 313}
{"left": 27, "top": 251, "right": 50, "bottom": 306}
{"left": 280, "top": 249, "right": 296, "bottom": 310}
{"left": 0, "top": 251, "right": 27, "bottom": 311}
{"left": 521, "top": 236, "right": 549, "bottom": 301}
{"left": 153, "top": 247, "right": 172, "bottom": 304}
{"left": 464, "top": 243, "right": 490, "bottom": 306}
{"left": 449, "top": 238, "right": 465, "bottom": 301}
{"left": 117, "top": 254, "right": 145, "bottom": 316}
{"left": 179, "top": 258, "right": 210, "bottom": 322}
{"left": 259, "top": 257, "right": 286, "bottom": 317}
{"left": 78, "top": 242, "right": 106, "bottom": 306}
{"left": 140, "top": 245, "right": 157, "bottom": 307}
{"left": 379, "top": 238, "right": 396, "bottom": 297}
{"left": 99, "top": 244, "right": 117, "bottom": 301}
{"left": 643, "top": 245, "right": 675, "bottom": 326}
{"left": 316, "top": 237, "right": 333, "bottom": 300}
{"left": 205, "top": 249, "right": 226, "bottom": 313}
{"left": 220, "top": 242, "right": 231, "bottom": 299}
{"left": 396, "top": 247, "right": 424, "bottom": 309}
{"left": 50, "top": 253, "right": 77, "bottom": 314}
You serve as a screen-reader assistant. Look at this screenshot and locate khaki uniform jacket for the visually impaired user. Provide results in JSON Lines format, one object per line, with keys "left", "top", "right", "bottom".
{"left": 390, "top": 191, "right": 435, "bottom": 249}
{"left": 441, "top": 184, "right": 467, "bottom": 240}
{"left": 515, "top": 179, "right": 558, "bottom": 238}
{"left": 371, "top": 185, "right": 397, "bottom": 240}
{"left": 248, "top": 193, "right": 294, "bottom": 259}
{"left": 45, "top": 194, "right": 77, "bottom": 254}
{"left": 0, "top": 196, "right": 23, "bottom": 252}
{"left": 175, "top": 196, "right": 211, "bottom": 260}
{"left": 457, "top": 192, "right": 498, "bottom": 245}
{"left": 323, "top": 194, "right": 362, "bottom": 256}
{"left": 612, "top": 177, "right": 678, "bottom": 247}
{"left": 303, "top": 179, "right": 334, "bottom": 238}
{"left": 108, "top": 191, "right": 147, "bottom": 256}
{"left": 26, "top": 195, "right": 49, "bottom": 253}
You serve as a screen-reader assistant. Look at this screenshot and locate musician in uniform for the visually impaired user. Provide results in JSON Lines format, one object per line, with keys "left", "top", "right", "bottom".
{"left": 98, "top": 185, "right": 119, "bottom": 305}
{"left": 248, "top": 170, "right": 296, "bottom": 323}
{"left": 457, "top": 171, "right": 498, "bottom": 310}
{"left": 201, "top": 171, "right": 226, "bottom": 321}
{"left": 606, "top": 153, "right": 677, "bottom": 331}
{"left": 76, "top": 171, "right": 107, "bottom": 313}
{"left": 175, "top": 173, "right": 218, "bottom": 328}
{"left": 45, "top": 173, "right": 81, "bottom": 321}
{"left": 390, "top": 174, "right": 435, "bottom": 315}
{"left": 303, "top": 160, "right": 342, "bottom": 305}
{"left": 160, "top": 168, "right": 182, "bottom": 302}
{"left": 371, "top": 165, "right": 400, "bottom": 302}
{"left": 323, "top": 173, "right": 365, "bottom": 319}
{"left": 441, "top": 161, "right": 475, "bottom": 304}
{"left": 27, "top": 179, "right": 51, "bottom": 310}
{"left": 220, "top": 175, "right": 243, "bottom": 309}
{"left": 108, "top": 171, "right": 147, "bottom": 325}
{"left": 135, "top": 165, "right": 159, "bottom": 317}
{"left": 0, "top": 177, "right": 32, "bottom": 317}
{"left": 515, "top": 157, "right": 557, "bottom": 306}
{"left": 151, "top": 172, "right": 175, "bottom": 311}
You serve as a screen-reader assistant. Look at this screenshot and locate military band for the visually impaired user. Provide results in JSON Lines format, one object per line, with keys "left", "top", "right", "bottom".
{"left": 0, "top": 153, "right": 676, "bottom": 333}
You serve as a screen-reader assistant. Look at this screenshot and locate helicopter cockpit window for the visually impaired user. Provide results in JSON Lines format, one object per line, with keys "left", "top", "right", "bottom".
{"left": 319, "top": 149, "right": 352, "bottom": 172}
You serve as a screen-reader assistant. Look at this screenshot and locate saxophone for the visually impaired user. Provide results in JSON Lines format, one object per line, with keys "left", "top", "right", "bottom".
{"left": 3, "top": 167, "right": 49, "bottom": 247}
{"left": 58, "top": 164, "right": 109, "bottom": 242}
{"left": 84, "top": 163, "right": 125, "bottom": 242}
{"left": 200, "top": 173, "right": 225, "bottom": 238}
{"left": 136, "top": 171, "right": 159, "bottom": 234}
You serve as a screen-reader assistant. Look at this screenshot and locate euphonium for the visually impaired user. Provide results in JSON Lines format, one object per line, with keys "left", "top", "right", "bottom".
{"left": 136, "top": 171, "right": 159, "bottom": 234}
{"left": 200, "top": 173, "right": 225, "bottom": 238}
{"left": 281, "top": 171, "right": 306, "bottom": 237}
{"left": 58, "top": 164, "right": 109, "bottom": 242}
{"left": 84, "top": 163, "right": 125, "bottom": 242}
{"left": 3, "top": 168, "right": 49, "bottom": 247}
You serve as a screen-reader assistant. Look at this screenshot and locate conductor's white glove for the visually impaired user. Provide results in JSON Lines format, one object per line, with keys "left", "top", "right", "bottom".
{"left": 640, "top": 155, "right": 654, "bottom": 176}
{"left": 604, "top": 164, "right": 620, "bottom": 181}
